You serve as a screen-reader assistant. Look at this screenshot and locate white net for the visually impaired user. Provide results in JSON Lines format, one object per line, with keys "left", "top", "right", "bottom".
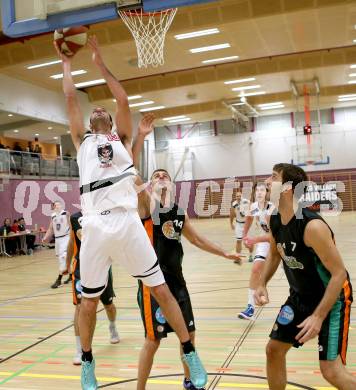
{"left": 118, "top": 8, "right": 177, "bottom": 68}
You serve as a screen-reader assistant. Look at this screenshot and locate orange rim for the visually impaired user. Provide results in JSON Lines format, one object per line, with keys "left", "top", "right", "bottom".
{"left": 121, "top": 8, "right": 177, "bottom": 17}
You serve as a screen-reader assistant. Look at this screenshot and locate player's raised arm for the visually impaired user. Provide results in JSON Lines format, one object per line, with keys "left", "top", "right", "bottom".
{"left": 132, "top": 114, "right": 155, "bottom": 169}
{"left": 88, "top": 36, "right": 132, "bottom": 148}
{"left": 182, "top": 213, "right": 243, "bottom": 263}
{"left": 54, "top": 42, "right": 85, "bottom": 151}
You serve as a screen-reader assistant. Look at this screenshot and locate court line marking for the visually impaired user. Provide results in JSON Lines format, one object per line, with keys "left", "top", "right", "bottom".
{"left": 0, "top": 372, "right": 337, "bottom": 389}
{"left": 98, "top": 373, "right": 327, "bottom": 389}
{"left": 0, "top": 345, "right": 66, "bottom": 385}
{"left": 0, "top": 308, "right": 105, "bottom": 365}
{"left": 208, "top": 308, "right": 263, "bottom": 390}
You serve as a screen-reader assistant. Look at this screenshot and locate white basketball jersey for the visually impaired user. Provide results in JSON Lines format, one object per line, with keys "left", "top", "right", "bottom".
{"left": 52, "top": 210, "right": 70, "bottom": 238}
{"left": 232, "top": 198, "right": 249, "bottom": 223}
{"left": 77, "top": 131, "right": 137, "bottom": 213}
{"left": 250, "top": 201, "right": 274, "bottom": 236}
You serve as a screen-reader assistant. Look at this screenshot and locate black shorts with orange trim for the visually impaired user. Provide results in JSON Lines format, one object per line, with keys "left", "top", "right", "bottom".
{"left": 270, "top": 280, "right": 353, "bottom": 364}
{"left": 137, "top": 280, "right": 195, "bottom": 340}
{"left": 72, "top": 264, "right": 116, "bottom": 306}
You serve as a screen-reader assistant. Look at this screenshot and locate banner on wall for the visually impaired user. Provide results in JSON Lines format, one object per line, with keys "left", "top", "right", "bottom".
{"left": 0, "top": 179, "right": 80, "bottom": 226}
{"left": 300, "top": 183, "right": 339, "bottom": 212}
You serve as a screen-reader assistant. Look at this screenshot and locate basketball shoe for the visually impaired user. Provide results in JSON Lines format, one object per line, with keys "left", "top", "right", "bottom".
{"left": 238, "top": 304, "right": 255, "bottom": 320}
{"left": 182, "top": 351, "right": 207, "bottom": 388}
{"left": 51, "top": 277, "right": 61, "bottom": 289}
{"left": 81, "top": 359, "right": 97, "bottom": 390}
{"left": 109, "top": 324, "right": 120, "bottom": 344}
{"left": 183, "top": 378, "right": 206, "bottom": 390}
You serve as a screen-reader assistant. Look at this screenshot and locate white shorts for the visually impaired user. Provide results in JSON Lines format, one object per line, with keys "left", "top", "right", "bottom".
{"left": 55, "top": 234, "right": 70, "bottom": 273}
{"left": 235, "top": 221, "right": 245, "bottom": 240}
{"left": 79, "top": 208, "right": 165, "bottom": 298}
{"left": 254, "top": 242, "right": 270, "bottom": 262}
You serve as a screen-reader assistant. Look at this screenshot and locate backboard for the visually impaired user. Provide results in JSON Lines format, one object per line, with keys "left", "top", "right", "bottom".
{"left": 1, "top": 0, "right": 215, "bottom": 38}
{"left": 291, "top": 139, "right": 330, "bottom": 167}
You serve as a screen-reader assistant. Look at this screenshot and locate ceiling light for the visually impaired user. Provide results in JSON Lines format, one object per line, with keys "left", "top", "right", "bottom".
{"left": 258, "top": 102, "right": 284, "bottom": 108}
{"left": 350, "top": 64, "right": 356, "bottom": 69}
{"left": 128, "top": 95, "right": 142, "bottom": 101}
{"left": 168, "top": 118, "right": 191, "bottom": 123}
{"left": 75, "top": 79, "right": 105, "bottom": 88}
{"left": 348, "top": 80, "right": 356, "bottom": 84}
{"left": 338, "top": 96, "right": 356, "bottom": 102}
{"left": 163, "top": 115, "right": 187, "bottom": 121}
{"left": 14, "top": 129, "right": 19, "bottom": 133}
{"left": 27, "top": 60, "right": 62, "bottom": 69}
{"left": 232, "top": 102, "right": 245, "bottom": 106}
{"left": 48, "top": 126, "right": 53, "bottom": 130}
{"left": 190, "top": 43, "right": 230, "bottom": 53}
{"left": 35, "top": 133, "right": 39, "bottom": 136}
{"left": 260, "top": 104, "right": 285, "bottom": 110}
{"left": 232, "top": 85, "right": 261, "bottom": 92}
{"left": 67, "top": 130, "right": 71, "bottom": 134}
{"left": 202, "top": 55, "right": 239, "bottom": 64}
{"left": 129, "top": 101, "right": 154, "bottom": 108}
{"left": 349, "top": 73, "right": 356, "bottom": 77}
{"left": 175, "top": 28, "right": 219, "bottom": 40}
{"left": 224, "top": 78, "right": 256, "bottom": 85}
{"left": 339, "top": 93, "right": 356, "bottom": 98}
{"left": 8, "top": 114, "right": 13, "bottom": 117}
{"left": 113, "top": 96, "right": 143, "bottom": 103}
{"left": 50, "top": 70, "right": 87, "bottom": 79}
{"left": 140, "top": 106, "right": 165, "bottom": 112}
{"left": 53, "top": 136, "right": 58, "bottom": 140}
{"left": 354, "top": 39, "right": 356, "bottom": 43}
{"left": 239, "top": 91, "right": 266, "bottom": 97}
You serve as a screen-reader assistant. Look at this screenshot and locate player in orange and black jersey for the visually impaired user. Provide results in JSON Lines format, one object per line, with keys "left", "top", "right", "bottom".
{"left": 255, "top": 163, "right": 354, "bottom": 389}
{"left": 66, "top": 211, "right": 120, "bottom": 366}
{"left": 135, "top": 167, "right": 243, "bottom": 390}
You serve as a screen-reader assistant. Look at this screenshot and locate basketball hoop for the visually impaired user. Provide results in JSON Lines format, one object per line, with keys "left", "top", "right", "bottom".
{"left": 118, "top": 8, "right": 178, "bottom": 68}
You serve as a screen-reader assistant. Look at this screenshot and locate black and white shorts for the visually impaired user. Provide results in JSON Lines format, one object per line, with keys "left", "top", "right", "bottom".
{"left": 79, "top": 208, "right": 165, "bottom": 298}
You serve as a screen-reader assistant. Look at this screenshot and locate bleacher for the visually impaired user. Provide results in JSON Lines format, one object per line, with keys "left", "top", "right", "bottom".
{"left": 0, "top": 149, "right": 79, "bottom": 178}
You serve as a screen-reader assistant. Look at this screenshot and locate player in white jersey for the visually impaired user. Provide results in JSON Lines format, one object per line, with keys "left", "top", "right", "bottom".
{"left": 42, "top": 201, "right": 71, "bottom": 288}
{"left": 230, "top": 188, "right": 253, "bottom": 263}
{"left": 238, "top": 182, "right": 273, "bottom": 320}
{"left": 55, "top": 36, "right": 207, "bottom": 390}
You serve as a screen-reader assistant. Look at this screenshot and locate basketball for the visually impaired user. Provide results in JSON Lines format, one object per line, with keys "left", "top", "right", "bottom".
{"left": 54, "top": 26, "right": 88, "bottom": 57}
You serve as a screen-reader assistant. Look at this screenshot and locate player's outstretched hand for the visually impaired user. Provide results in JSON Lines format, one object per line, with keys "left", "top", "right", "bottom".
{"left": 88, "top": 35, "right": 104, "bottom": 68}
{"left": 53, "top": 41, "right": 71, "bottom": 64}
{"left": 254, "top": 285, "right": 269, "bottom": 306}
{"left": 224, "top": 252, "right": 244, "bottom": 264}
{"left": 138, "top": 113, "right": 155, "bottom": 137}
{"left": 295, "top": 314, "right": 322, "bottom": 344}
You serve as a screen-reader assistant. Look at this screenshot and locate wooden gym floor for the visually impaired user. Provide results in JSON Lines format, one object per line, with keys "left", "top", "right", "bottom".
{"left": 0, "top": 212, "right": 355, "bottom": 390}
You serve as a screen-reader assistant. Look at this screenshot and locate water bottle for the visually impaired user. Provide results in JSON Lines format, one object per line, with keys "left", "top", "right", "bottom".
{"left": 34, "top": 223, "right": 38, "bottom": 231}
{"left": 3, "top": 228, "right": 7, "bottom": 237}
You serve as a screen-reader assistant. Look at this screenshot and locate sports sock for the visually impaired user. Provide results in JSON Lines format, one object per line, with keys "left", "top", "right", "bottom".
{"left": 76, "top": 336, "right": 81, "bottom": 354}
{"left": 181, "top": 340, "right": 195, "bottom": 354}
{"left": 109, "top": 320, "right": 116, "bottom": 329}
{"left": 248, "top": 289, "right": 255, "bottom": 307}
{"left": 82, "top": 349, "right": 93, "bottom": 363}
